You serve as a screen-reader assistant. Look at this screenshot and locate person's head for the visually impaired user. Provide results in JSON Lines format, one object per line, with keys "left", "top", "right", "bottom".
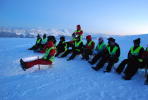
{"left": 133, "top": 38, "right": 140, "bottom": 47}
{"left": 43, "top": 34, "right": 46, "bottom": 39}
{"left": 47, "top": 36, "right": 56, "bottom": 44}
{"left": 37, "top": 34, "right": 41, "bottom": 38}
{"left": 76, "top": 25, "right": 81, "bottom": 30}
{"left": 86, "top": 35, "right": 92, "bottom": 41}
{"left": 108, "top": 37, "right": 115, "bottom": 46}
{"left": 60, "top": 36, "right": 65, "bottom": 41}
{"left": 98, "top": 37, "right": 104, "bottom": 43}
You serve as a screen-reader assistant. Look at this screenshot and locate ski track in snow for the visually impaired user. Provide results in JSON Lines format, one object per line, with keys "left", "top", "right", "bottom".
{"left": 0, "top": 36, "right": 148, "bottom": 100}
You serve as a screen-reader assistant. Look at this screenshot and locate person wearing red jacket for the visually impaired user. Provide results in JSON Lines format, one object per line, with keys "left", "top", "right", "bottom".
{"left": 82, "top": 35, "right": 95, "bottom": 60}
{"left": 39, "top": 36, "right": 56, "bottom": 53}
{"left": 20, "top": 41, "right": 56, "bottom": 71}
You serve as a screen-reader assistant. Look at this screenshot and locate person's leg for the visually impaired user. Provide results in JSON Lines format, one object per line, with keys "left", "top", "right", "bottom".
{"left": 61, "top": 50, "right": 71, "bottom": 57}
{"left": 25, "top": 59, "right": 52, "bottom": 69}
{"left": 116, "top": 59, "right": 128, "bottom": 74}
{"left": 123, "top": 59, "right": 139, "bottom": 80}
{"left": 105, "top": 62, "right": 115, "bottom": 72}
{"left": 92, "top": 57, "right": 107, "bottom": 71}
{"left": 89, "top": 53, "right": 102, "bottom": 65}
{"left": 67, "top": 50, "right": 80, "bottom": 60}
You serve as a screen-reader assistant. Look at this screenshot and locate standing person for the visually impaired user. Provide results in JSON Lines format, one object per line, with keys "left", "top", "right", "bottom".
{"left": 92, "top": 37, "right": 120, "bottom": 72}
{"left": 88, "top": 37, "right": 106, "bottom": 65}
{"left": 73, "top": 25, "right": 83, "bottom": 39}
{"left": 122, "top": 38, "right": 144, "bottom": 80}
{"left": 66, "top": 36, "right": 83, "bottom": 61}
{"left": 28, "top": 34, "right": 42, "bottom": 50}
{"left": 20, "top": 41, "right": 56, "bottom": 71}
{"left": 82, "top": 35, "right": 95, "bottom": 60}
{"left": 55, "top": 36, "right": 67, "bottom": 57}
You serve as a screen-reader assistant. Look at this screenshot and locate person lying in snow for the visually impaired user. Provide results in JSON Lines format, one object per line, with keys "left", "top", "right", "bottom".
{"left": 116, "top": 38, "right": 144, "bottom": 80}
{"left": 20, "top": 41, "right": 56, "bottom": 71}
{"left": 28, "top": 34, "right": 42, "bottom": 50}
{"left": 81, "top": 35, "right": 95, "bottom": 61}
{"left": 88, "top": 37, "right": 106, "bottom": 65}
{"left": 92, "top": 37, "right": 120, "bottom": 72}
{"left": 55, "top": 36, "right": 67, "bottom": 57}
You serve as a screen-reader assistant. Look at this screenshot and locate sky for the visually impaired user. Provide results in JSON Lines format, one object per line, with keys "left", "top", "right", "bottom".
{"left": 0, "top": 0, "right": 148, "bottom": 35}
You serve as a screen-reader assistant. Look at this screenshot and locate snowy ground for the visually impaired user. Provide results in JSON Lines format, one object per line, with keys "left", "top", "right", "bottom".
{"left": 0, "top": 35, "right": 148, "bottom": 100}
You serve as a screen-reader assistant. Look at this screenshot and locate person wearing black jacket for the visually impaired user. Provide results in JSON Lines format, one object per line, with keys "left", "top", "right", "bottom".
{"left": 92, "top": 37, "right": 120, "bottom": 72}
{"left": 121, "top": 38, "right": 145, "bottom": 80}
{"left": 28, "top": 34, "right": 42, "bottom": 50}
{"left": 55, "top": 36, "right": 67, "bottom": 57}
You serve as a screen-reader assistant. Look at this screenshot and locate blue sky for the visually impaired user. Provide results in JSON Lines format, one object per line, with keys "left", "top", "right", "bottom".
{"left": 0, "top": 0, "right": 148, "bottom": 35}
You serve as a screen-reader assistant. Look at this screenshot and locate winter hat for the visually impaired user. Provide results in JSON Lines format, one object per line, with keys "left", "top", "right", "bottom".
{"left": 108, "top": 37, "right": 115, "bottom": 42}
{"left": 98, "top": 37, "right": 103, "bottom": 42}
{"left": 86, "top": 35, "right": 92, "bottom": 40}
{"left": 60, "top": 36, "right": 65, "bottom": 41}
{"left": 77, "top": 25, "right": 81, "bottom": 30}
{"left": 133, "top": 38, "right": 140, "bottom": 44}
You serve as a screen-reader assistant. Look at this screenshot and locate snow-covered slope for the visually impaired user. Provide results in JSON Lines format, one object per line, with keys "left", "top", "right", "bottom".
{"left": 0, "top": 34, "right": 148, "bottom": 100}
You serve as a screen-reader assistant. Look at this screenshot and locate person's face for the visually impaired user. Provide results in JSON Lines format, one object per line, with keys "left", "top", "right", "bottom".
{"left": 109, "top": 41, "right": 115, "bottom": 46}
{"left": 77, "top": 26, "right": 80, "bottom": 30}
{"left": 134, "top": 42, "right": 139, "bottom": 47}
{"left": 99, "top": 38, "right": 103, "bottom": 43}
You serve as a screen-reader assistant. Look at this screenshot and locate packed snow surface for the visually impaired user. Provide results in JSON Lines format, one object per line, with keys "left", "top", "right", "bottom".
{"left": 0, "top": 35, "right": 148, "bottom": 100}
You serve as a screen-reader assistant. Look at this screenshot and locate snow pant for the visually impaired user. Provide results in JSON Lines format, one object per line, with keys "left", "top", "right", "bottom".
{"left": 24, "top": 59, "right": 52, "bottom": 69}
{"left": 123, "top": 58, "right": 141, "bottom": 79}
{"left": 116, "top": 59, "right": 128, "bottom": 74}
{"left": 61, "top": 50, "right": 72, "bottom": 57}
{"left": 68, "top": 50, "right": 81, "bottom": 60}
{"left": 55, "top": 49, "right": 65, "bottom": 57}
{"left": 90, "top": 53, "right": 103, "bottom": 64}
{"left": 82, "top": 48, "right": 93, "bottom": 60}
{"left": 95, "top": 56, "right": 118, "bottom": 72}
{"left": 29, "top": 44, "right": 41, "bottom": 50}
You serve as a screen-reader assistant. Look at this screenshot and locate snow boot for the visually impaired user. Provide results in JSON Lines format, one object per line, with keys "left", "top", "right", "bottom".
{"left": 144, "top": 79, "right": 148, "bottom": 85}
{"left": 20, "top": 59, "right": 26, "bottom": 71}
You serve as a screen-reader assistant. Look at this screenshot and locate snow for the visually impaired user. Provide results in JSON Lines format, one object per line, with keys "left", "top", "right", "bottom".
{"left": 0, "top": 35, "right": 148, "bottom": 100}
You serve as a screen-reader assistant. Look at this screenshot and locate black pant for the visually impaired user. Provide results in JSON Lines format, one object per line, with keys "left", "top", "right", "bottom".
{"left": 116, "top": 59, "right": 128, "bottom": 74}
{"left": 95, "top": 56, "right": 118, "bottom": 71}
{"left": 61, "top": 50, "right": 72, "bottom": 57}
{"left": 124, "top": 58, "right": 140, "bottom": 79}
{"left": 55, "top": 49, "right": 65, "bottom": 57}
{"left": 68, "top": 50, "right": 81, "bottom": 60}
{"left": 90, "top": 53, "right": 103, "bottom": 64}
{"left": 82, "top": 48, "right": 92, "bottom": 60}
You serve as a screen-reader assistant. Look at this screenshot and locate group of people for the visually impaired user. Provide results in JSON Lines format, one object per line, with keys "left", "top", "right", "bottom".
{"left": 20, "top": 25, "right": 148, "bottom": 85}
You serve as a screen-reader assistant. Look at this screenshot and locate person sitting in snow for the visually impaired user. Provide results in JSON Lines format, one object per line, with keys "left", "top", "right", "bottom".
{"left": 55, "top": 36, "right": 67, "bottom": 57}
{"left": 39, "top": 36, "right": 56, "bottom": 53}
{"left": 28, "top": 34, "right": 42, "bottom": 50}
{"left": 88, "top": 37, "right": 106, "bottom": 65}
{"left": 92, "top": 37, "right": 120, "bottom": 72}
{"left": 20, "top": 40, "right": 56, "bottom": 71}
{"left": 116, "top": 38, "right": 144, "bottom": 80}
{"left": 143, "top": 45, "right": 148, "bottom": 85}
{"left": 82, "top": 35, "right": 95, "bottom": 60}
{"left": 60, "top": 36, "right": 83, "bottom": 61}
{"left": 41, "top": 34, "right": 48, "bottom": 47}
